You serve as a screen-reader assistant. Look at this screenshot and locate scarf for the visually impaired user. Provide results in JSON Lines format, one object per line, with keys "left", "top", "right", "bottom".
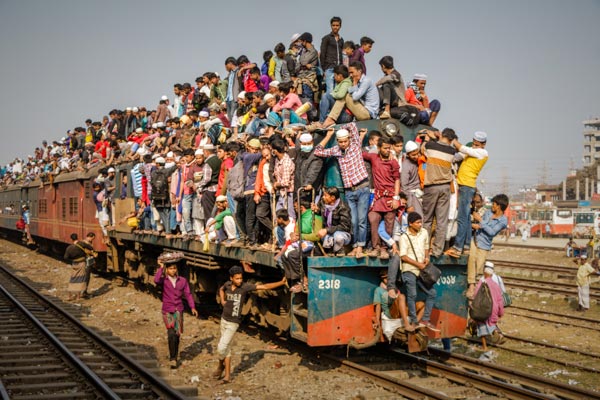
{"left": 323, "top": 198, "right": 340, "bottom": 228}
{"left": 408, "top": 82, "right": 423, "bottom": 101}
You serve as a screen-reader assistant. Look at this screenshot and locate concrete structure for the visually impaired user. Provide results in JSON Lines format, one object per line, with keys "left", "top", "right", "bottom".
{"left": 583, "top": 118, "right": 600, "bottom": 167}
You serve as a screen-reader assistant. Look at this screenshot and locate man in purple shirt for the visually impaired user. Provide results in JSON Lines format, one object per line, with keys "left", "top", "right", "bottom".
{"left": 154, "top": 252, "right": 197, "bottom": 368}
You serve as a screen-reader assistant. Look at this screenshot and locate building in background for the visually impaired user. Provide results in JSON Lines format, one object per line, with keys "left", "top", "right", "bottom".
{"left": 583, "top": 118, "right": 600, "bottom": 167}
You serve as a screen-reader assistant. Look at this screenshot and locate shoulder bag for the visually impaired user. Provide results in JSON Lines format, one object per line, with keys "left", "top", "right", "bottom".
{"left": 404, "top": 233, "right": 441, "bottom": 289}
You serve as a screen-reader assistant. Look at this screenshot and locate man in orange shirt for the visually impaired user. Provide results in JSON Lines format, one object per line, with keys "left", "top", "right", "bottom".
{"left": 405, "top": 73, "right": 441, "bottom": 126}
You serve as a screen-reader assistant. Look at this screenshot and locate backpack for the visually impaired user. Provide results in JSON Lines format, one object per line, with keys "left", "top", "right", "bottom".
{"left": 192, "top": 90, "right": 209, "bottom": 111}
{"left": 151, "top": 169, "right": 169, "bottom": 201}
{"left": 226, "top": 160, "right": 245, "bottom": 200}
{"left": 470, "top": 281, "right": 493, "bottom": 322}
{"left": 390, "top": 105, "right": 421, "bottom": 127}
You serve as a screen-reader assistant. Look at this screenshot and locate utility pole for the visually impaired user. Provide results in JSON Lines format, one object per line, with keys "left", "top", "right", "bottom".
{"left": 500, "top": 167, "right": 509, "bottom": 195}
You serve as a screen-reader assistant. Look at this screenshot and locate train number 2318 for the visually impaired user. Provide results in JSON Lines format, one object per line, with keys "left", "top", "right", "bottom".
{"left": 318, "top": 279, "right": 341, "bottom": 290}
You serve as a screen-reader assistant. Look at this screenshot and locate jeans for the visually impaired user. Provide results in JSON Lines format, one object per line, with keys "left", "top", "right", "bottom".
{"left": 226, "top": 101, "right": 238, "bottom": 123}
{"left": 319, "top": 93, "right": 335, "bottom": 122}
{"left": 452, "top": 185, "right": 476, "bottom": 252}
{"left": 156, "top": 207, "right": 170, "bottom": 232}
{"left": 402, "top": 271, "right": 437, "bottom": 324}
{"left": 418, "top": 99, "right": 441, "bottom": 124}
{"left": 386, "top": 255, "right": 401, "bottom": 292}
{"left": 302, "top": 83, "right": 314, "bottom": 102}
{"left": 322, "top": 231, "right": 351, "bottom": 252}
{"left": 324, "top": 68, "right": 335, "bottom": 95}
{"left": 345, "top": 186, "right": 370, "bottom": 247}
{"left": 181, "top": 193, "right": 194, "bottom": 234}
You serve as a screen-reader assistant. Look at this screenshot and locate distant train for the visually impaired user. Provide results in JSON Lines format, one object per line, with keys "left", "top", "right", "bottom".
{"left": 509, "top": 204, "right": 574, "bottom": 237}
{"left": 0, "top": 119, "right": 469, "bottom": 351}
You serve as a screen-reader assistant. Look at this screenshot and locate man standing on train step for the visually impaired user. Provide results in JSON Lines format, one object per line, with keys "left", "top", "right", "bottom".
{"left": 314, "top": 124, "right": 370, "bottom": 258}
{"left": 420, "top": 128, "right": 457, "bottom": 258}
{"left": 444, "top": 131, "right": 488, "bottom": 258}
{"left": 363, "top": 136, "right": 401, "bottom": 259}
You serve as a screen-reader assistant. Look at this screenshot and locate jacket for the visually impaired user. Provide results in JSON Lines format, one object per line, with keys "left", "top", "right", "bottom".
{"left": 317, "top": 198, "right": 352, "bottom": 235}
{"left": 294, "top": 150, "right": 324, "bottom": 194}
{"left": 320, "top": 32, "right": 344, "bottom": 70}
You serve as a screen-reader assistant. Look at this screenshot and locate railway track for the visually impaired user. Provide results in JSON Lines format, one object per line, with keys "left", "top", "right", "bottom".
{"left": 489, "top": 259, "right": 577, "bottom": 276}
{"left": 320, "top": 346, "right": 600, "bottom": 400}
{"left": 0, "top": 264, "right": 196, "bottom": 400}
{"left": 503, "top": 276, "right": 600, "bottom": 299}
{"left": 492, "top": 242, "right": 565, "bottom": 252}
{"left": 508, "top": 305, "right": 600, "bottom": 332}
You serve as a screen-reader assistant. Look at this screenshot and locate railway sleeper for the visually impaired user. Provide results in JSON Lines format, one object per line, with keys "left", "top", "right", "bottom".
{"left": 1, "top": 372, "right": 73, "bottom": 383}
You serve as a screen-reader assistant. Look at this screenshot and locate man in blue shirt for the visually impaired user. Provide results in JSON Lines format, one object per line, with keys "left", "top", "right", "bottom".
{"left": 466, "top": 194, "right": 509, "bottom": 299}
{"left": 321, "top": 61, "right": 380, "bottom": 127}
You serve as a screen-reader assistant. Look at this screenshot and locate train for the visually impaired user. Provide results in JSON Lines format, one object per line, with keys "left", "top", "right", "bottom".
{"left": 0, "top": 118, "right": 469, "bottom": 352}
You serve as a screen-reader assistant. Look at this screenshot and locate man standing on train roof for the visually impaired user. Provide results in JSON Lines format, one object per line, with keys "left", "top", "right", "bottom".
{"left": 320, "top": 16, "right": 344, "bottom": 95}
{"left": 445, "top": 131, "right": 489, "bottom": 259}
{"left": 314, "top": 124, "right": 370, "bottom": 258}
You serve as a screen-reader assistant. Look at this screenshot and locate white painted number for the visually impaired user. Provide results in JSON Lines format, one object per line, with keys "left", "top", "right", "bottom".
{"left": 318, "top": 279, "right": 341, "bottom": 290}
{"left": 438, "top": 275, "right": 456, "bottom": 285}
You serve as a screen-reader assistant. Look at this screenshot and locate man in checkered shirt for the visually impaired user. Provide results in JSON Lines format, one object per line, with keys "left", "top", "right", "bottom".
{"left": 314, "top": 123, "right": 369, "bottom": 258}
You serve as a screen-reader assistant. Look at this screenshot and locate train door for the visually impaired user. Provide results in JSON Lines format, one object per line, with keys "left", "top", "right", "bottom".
{"left": 114, "top": 165, "right": 135, "bottom": 233}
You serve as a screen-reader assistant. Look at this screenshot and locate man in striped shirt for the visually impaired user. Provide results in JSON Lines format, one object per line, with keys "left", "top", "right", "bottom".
{"left": 420, "top": 128, "right": 457, "bottom": 257}
{"left": 314, "top": 123, "right": 369, "bottom": 257}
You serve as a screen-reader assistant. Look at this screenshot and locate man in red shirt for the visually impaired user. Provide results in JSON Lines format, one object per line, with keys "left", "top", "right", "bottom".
{"left": 405, "top": 73, "right": 441, "bottom": 126}
{"left": 363, "top": 136, "right": 401, "bottom": 259}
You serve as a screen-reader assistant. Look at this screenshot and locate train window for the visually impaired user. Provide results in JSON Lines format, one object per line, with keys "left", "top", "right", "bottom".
{"left": 69, "top": 197, "right": 78, "bottom": 216}
{"left": 39, "top": 199, "right": 47, "bottom": 214}
{"left": 62, "top": 198, "right": 66, "bottom": 219}
{"left": 84, "top": 181, "right": 90, "bottom": 199}
{"left": 557, "top": 210, "right": 572, "bottom": 218}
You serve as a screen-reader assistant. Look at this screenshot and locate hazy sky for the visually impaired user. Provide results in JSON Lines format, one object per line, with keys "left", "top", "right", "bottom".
{"left": 1, "top": 0, "right": 599, "bottom": 195}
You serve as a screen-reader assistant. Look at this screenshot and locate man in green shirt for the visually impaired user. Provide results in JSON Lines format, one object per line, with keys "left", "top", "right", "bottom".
{"left": 205, "top": 195, "right": 235, "bottom": 244}
{"left": 319, "top": 65, "right": 353, "bottom": 124}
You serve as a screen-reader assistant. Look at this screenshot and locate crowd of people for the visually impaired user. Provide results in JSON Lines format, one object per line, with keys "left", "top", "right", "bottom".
{"left": 3, "top": 17, "right": 514, "bottom": 360}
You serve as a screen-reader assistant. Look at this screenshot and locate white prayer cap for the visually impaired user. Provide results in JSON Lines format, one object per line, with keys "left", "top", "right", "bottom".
{"left": 132, "top": 107, "right": 139, "bottom": 112}
{"left": 161, "top": 95, "right": 168, "bottom": 101}
{"left": 405, "top": 140, "right": 419, "bottom": 153}
{"left": 107, "top": 167, "right": 116, "bottom": 173}
{"left": 473, "top": 131, "right": 487, "bottom": 143}
{"left": 166, "top": 151, "right": 174, "bottom": 158}
{"left": 194, "top": 149, "right": 203, "bottom": 156}
{"left": 203, "top": 144, "right": 216, "bottom": 150}
{"left": 335, "top": 129, "right": 349, "bottom": 139}
{"left": 290, "top": 33, "right": 301, "bottom": 43}
{"left": 155, "top": 157, "right": 166, "bottom": 164}
{"left": 135, "top": 127, "right": 143, "bottom": 133}
{"left": 237, "top": 91, "right": 246, "bottom": 100}
{"left": 151, "top": 123, "right": 158, "bottom": 129}
{"left": 269, "top": 80, "right": 280, "bottom": 87}
{"left": 263, "top": 93, "right": 275, "bottom": 102}
{"left": 299, "top": 133, "right": 313, "bottom": 143}
{"left": 126, "top": 107, "right": 132, "bottom": 111}
{"left": 199, "top": 111, "right": 209, "bottom": 118}
{"left": 413, "top": 73, "right": 427, "bottom": 81}
{"left": 156, "top": 122, "right": 165, "bottom": 128}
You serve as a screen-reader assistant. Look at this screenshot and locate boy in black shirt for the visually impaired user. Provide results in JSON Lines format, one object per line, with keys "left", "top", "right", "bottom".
{"left": 214, "top": 266, "right": 286, "bottom": 383}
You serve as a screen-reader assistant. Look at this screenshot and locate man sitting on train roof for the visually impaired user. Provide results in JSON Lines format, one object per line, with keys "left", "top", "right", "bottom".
{"left": 319, "top": 61, "right": 380, "bottom": 128}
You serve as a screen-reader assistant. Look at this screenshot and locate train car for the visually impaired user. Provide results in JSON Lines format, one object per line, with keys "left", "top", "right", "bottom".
{"left": 0, "top": 118, "right": 469, "bottom": 351}
{"left": 0, "top": 168, "right": 108, "bottom": 257}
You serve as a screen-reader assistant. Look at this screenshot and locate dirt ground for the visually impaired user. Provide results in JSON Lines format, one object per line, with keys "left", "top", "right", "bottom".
{"left": 1, "top": 238, "right": 598, "bottom": 398}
